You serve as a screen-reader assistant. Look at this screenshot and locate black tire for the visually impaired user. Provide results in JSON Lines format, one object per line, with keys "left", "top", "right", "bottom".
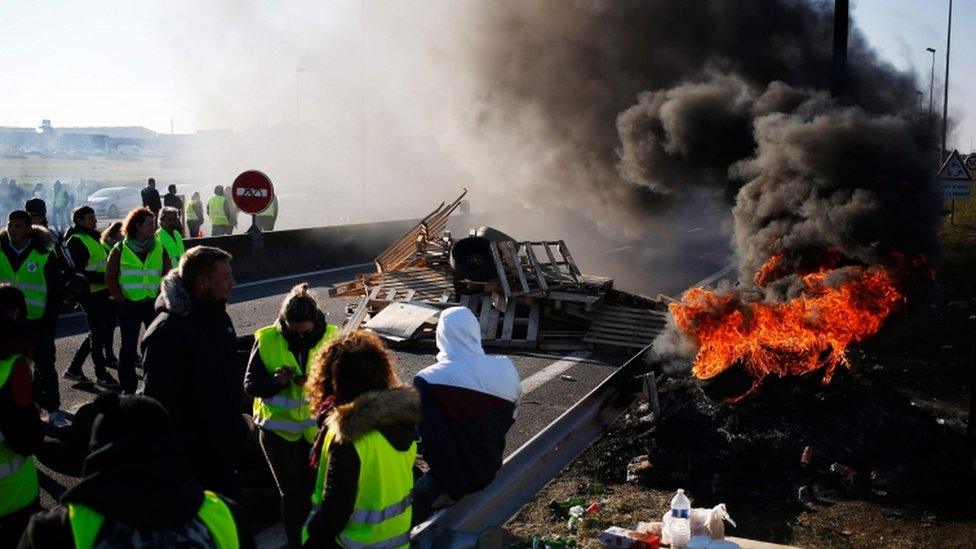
{"left": 697, "top": 362, "right": 758, "bottom": 402}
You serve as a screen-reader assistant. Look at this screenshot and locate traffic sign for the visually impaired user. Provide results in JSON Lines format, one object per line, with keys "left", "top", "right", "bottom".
{"left": 937, "top": 150, "right": 973, "bottom": 200}
{"left": 231, "top": 170, "right": 275, "bottom": 213}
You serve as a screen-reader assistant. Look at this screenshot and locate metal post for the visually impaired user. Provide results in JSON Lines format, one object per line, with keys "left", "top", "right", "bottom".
{"left": 831, "top": 0, "right": 849, "bottom": 100}
{"left": 927, "top": 47, "right": 936, "bottom": 141}
{"left": 941, "top": 0, "right": 953, "bottom": 162}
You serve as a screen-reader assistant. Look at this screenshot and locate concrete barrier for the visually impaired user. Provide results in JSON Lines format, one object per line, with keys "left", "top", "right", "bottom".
{"left": 181, "top": 213, "right": 490, "bottom": 282}
{"left": 183, "top": 219, "right": 423, "bottom": 282}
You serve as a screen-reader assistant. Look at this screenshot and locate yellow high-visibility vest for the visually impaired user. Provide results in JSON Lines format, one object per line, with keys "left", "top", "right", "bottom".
{"left": 68, "top": 233, "right": 108, "bottom": 293}
{"left": 208, "top": 196, "right": 229, "bottom": 226}
{"left": 0, "top": 248, "right": 50, "bottom": 319}
{"left": 0, "top": 354, "right": 39, "bottom": 518}
{"left": 117, "top": 239, "right": 164, "bottom": 301}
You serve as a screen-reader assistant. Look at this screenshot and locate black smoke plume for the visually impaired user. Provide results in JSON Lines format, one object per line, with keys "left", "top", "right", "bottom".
{"left": 470, "top": 0, "right": 940, "bottom": 297}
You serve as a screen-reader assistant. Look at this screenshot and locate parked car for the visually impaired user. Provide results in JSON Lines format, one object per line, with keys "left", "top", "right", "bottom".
{"left": 88, "top": 186, "right": 142, "bottom": 219}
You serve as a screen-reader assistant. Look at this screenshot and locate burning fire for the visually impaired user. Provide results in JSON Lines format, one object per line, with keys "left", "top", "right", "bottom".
{"left": 671, "top": 256, "right": 905, "bottom": 400}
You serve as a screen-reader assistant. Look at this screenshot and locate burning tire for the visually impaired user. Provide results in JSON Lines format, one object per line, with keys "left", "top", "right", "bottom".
{"left": 696, "top": 362, "right": 757, "bottom": 402}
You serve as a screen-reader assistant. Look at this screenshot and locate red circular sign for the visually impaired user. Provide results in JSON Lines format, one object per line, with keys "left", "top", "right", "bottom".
{"left": 231, "top": 170, "right": 275, "bottom": 214}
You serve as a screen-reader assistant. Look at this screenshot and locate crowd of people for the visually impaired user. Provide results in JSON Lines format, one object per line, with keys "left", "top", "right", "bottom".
{"left": 0, "top": 197, "right": 519, "bottom": 548}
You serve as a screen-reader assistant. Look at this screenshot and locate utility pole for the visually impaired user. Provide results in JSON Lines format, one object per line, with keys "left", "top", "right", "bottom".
{"left": 927, "top": 47, "right": 936, "bottom": 141}
{"left": 296, "top": 68, "right": 305, "bottom": 127}
{"left": 831, "top": 0, "right": 849, "bottom": 100}
{"left": 941, "top": 0, "right": 952, "bottom": 163}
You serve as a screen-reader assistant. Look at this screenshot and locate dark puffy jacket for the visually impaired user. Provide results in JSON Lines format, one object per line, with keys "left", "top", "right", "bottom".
{"left": 142, "top": 271, "right": 247, "bottom": 497}
{"left": 17, "top": 394, "right": 255, "bottom": 549}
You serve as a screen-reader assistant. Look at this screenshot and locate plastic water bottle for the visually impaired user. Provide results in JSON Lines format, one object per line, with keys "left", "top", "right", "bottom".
{"left": 670, "top": 488, "right": 691, "bottom": 548}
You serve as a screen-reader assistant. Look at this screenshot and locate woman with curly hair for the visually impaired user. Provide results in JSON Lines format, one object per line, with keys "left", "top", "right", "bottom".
{"left": 302, "top": 330, "right": 419, "bottom": 549}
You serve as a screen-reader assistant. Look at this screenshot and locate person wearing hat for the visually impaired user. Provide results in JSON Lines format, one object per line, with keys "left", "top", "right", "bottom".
{"left": 17, "top": 393, "right": 256, "bottom": 548}
{"left": 0, "top": 209, "right": 67, "bottom": 427}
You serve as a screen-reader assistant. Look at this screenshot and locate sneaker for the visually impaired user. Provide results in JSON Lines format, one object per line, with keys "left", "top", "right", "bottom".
{"left": 96, "top": 373, "right": 120, "bottom": 388}
{"left": 47, "top": 410, "right": 71, "bottom": 428}
{"left": 63, "top": 370, "right": 90, "bottom": 383}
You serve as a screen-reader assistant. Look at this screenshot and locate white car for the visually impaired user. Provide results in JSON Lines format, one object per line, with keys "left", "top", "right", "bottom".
{"left": 88, "top": 186, "right": 143, "bottom": 219}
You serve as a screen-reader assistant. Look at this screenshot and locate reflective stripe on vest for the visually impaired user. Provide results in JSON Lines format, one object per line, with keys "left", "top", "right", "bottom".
{"left": 157, "top": 228, "right": 185, "bottom": 263}
{"left": 252, "top": 323, "right": 338, "bottom": 443}
{"left": 0, "top": 248, "right": 50, "bottom": 319}
{"left": 303, "top": 418, "right": 416, "bottom": 547}
{"left": 208, "top": 195, "right": 229, "bottom": 225}
{"left": 0, "top": 354, "right": 39, "bottom": 517}
{"left": 68, "top": 233, "right": 108, "bottom": 293}
{"left": 118, "top": 239, "right": 164, "bottom": 301}
{"left": 186, "top": 197, "right": 202, "bottom": 222}
{"left": 69, "top": 490, "right": 239, "bottom": 549}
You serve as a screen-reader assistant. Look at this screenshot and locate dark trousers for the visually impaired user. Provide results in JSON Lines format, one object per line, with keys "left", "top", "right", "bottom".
{"left": 212, "top": 224, "right": 231, "bottom": 236}
{"left": 255, "top": 216, "right": 276, "bottom": 232}
{"left": 411, "top": 473, "right": 445, "bottom": 526}
{"left": 68, "top": 291, "right": 112, "bottom": 377}
{"left": 259, "top": 428, "right": 315, "bottom": 549}
{"left": 26, "top": 318, "right": 59, "bottom": 412}
{"left": 0, "top": 498, "right": 41, "bottom": 548}
{"left": 116, "top": 298, "right": 156, "bottom": 393}
{"left": 187, "top": 221, "right": 202, "bottom": 238}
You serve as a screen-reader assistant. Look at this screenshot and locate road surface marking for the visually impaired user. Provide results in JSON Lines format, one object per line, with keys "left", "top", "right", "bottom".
{"left": 520, "top": 350, "right": 593, "bottom": 394}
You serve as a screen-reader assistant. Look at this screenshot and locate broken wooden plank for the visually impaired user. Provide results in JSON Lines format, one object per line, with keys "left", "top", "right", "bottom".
{"left": 526, "top": 301, "right": 541, "bottom": 342}
{"left": 343, "top": 297, "right": 370, "bottom": 333}
{"left": 524, "top": 245, "right": 549, "bottom": 293}
{"left": 479, "top": 295, "right": 494, "bottom": 339}
{"left": 501, "top": 304, "right": 517, "bottom": 341}
{"left": 502, "top": 241, "right": 531, "bottom": 294}
{"left": 489, "top": 242, "right": 512, "bottom": 298}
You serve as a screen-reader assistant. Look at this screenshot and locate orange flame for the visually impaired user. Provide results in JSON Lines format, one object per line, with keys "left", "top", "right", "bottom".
{"left": 670, "top": 259, "right": 904, "bottom": 399}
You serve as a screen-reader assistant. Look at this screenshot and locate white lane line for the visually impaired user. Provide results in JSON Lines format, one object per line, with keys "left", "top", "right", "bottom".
{"left": 520, "top": 350, "right": 593, "bottom": 394}
{"left": 234, "top": 263, "right": 373, "bottom": 289}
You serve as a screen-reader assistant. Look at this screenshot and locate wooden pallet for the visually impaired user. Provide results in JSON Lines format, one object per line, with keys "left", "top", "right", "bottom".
{"left": 459, "top": 294, "right": 540, "bottom": 348}
{"left": 374, "top": 189, "right": 467, "bottom": 273}
{"left": 582, "top": 301, "right": 668, "bottom": 350}
{"left": 490, "top": 240, "right": 584, "bottom": 298}
{"left": 330, "top": 267, "right": 454, "bottom": 302}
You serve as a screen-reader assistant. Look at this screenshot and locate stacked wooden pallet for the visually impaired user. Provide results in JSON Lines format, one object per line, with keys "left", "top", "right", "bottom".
{"left": 329, "top": 193, "right": 667, "bottom": 353}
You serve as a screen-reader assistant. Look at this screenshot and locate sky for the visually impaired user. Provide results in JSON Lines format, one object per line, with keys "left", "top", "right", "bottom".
{"left": 0, "top": 0, "right": 972, "bottom": 151}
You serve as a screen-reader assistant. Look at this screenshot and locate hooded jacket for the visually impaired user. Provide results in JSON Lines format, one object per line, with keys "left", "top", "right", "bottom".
{"left": 304, "top": 387, "right": 419, "bottom": 549}
{"left": 413, "top": 307, "right": 521, "bottom": 500}
{"left": 141, "top": 271, "right": 246, "bottom": 496}
{"left": 17, "top": 394, "right": 255, "bottom": 548}
{"left": 0, "top": 226, "right": 63, "bottom": 322}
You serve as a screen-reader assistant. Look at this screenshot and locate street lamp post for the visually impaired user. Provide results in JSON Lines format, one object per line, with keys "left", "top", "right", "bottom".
{"left": 927, "top": 47, "right": 936, "bottom": 140}
{"left": 296, "top": 68, "right": 305, "bottom": 127}
{"left": 941, "top": 0, "right": 952, "bottom": 163}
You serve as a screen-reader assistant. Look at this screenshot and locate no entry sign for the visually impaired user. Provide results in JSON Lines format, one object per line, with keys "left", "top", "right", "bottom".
{"left": 231, "top": 170, "right": 275, "bottom": 214}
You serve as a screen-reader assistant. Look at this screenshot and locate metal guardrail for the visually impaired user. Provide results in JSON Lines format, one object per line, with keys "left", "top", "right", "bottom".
{"left": 411, "top": 344, "right": 655, "bottom": 548}
{"left": 411, "top": 264, "right": 735, "bottom": 548}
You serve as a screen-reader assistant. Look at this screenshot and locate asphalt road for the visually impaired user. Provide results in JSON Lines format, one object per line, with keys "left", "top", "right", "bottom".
{"left": 34, "top": 207, "right": 731, "bottom": 546}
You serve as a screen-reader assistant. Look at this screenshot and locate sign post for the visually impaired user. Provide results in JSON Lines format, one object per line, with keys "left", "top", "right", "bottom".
{"left": 231, "top": 170, "right": 275, "bottom": 232}
{"left": 936, "top": 150, "right": 974, "bottom": 224}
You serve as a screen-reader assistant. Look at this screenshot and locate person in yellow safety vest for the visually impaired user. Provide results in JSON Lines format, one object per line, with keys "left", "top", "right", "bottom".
{"left": 186, "top": 191, "right": 205, "bottom": 238}
{"left": 0, "top": 285, "right": 44, "bottom": 548}
{"left": 0, "top": 209, "right": 68, "bottom": 427}
{"left": 17, "top": 393, "right": 257, "bottom": 548}
{"left": 51, "top": 180, "right": 71, "bottom": 233}
{"left": 105, "top": 207, "right": 172, "bottom": 394}
{"left": 255, "top": 195, "right": 278, "bottom": 232}
{"left": 244, "top": 283, "right": 339, "bottom": 549}
{"left": 157, "top": 206, "right": 186, "bottom": 265}
{"left": 208, "top": 185, "right": 233, "bottom": 237}
{"left": 301, "top": 330, "right": 420, "bottom": 549}
{"left": 63, "top": 206, "right": 119, "bottom": 387}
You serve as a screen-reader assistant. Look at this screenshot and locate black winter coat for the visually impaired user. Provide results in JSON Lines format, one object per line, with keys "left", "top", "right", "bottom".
{"left": 142, "top": 271, "right": 247, "bottom": 496}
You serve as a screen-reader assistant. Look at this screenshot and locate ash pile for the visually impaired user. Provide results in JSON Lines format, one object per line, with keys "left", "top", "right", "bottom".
{"left": 582, "top": 358, "right": 970, "bottom": 510}
{"left": 329, "top": 192, "right": 667, "bottom": 352}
